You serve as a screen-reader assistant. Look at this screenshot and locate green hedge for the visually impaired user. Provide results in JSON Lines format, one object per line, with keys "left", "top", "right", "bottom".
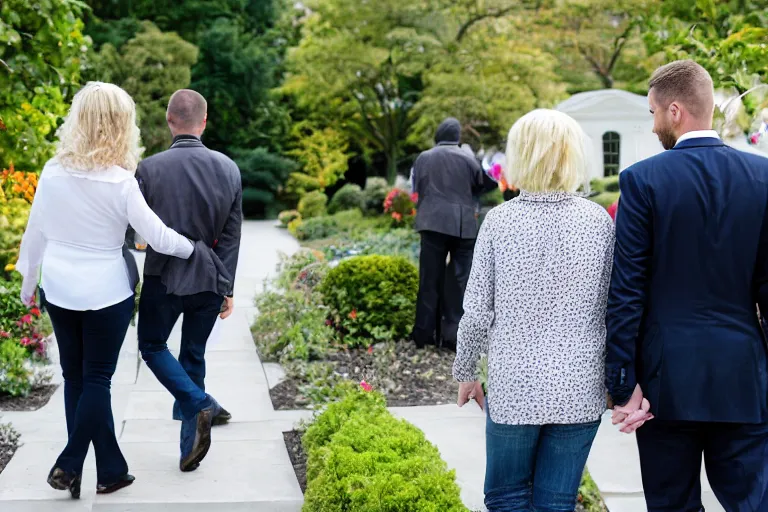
{"left": 302, "top": 389, "right": 466, "bottom": 512}
{"left": 363, "top": 177, "right": 390, "bottom": 214}
{"left": 589, "top": 192, "right": 620, "bottom": 209}
{"left": 328, "top": 183, "right": 365, "bottom": 214}
{"left": 298, "top": 191, "right": 328, "bottom": 219}
{"left": 320, "top": 255, "right": 418, "bottom": 345}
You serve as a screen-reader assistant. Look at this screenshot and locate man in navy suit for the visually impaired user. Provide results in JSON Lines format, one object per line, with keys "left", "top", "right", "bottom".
{"left": 606, "top": 60, "right": 768, "bottom": 511}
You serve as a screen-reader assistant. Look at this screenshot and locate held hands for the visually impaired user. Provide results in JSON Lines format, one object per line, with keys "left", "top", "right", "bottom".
{"left": 457, "top": 381, "right": 485, "bottom": 412}
{"left": 612, "top": 384, "right": 654, "bottom": 434}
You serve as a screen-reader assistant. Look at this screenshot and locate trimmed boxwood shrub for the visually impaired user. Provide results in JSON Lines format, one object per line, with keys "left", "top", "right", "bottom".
{"left": 298, "top": 191, "right": 328, "bottom": 219}
{"left": 602, "top": 175, "right": 620, "bottom": 192}
{"left": 319, "top": 255, "right": 418, "bottom": 345}
{"left": 291, "top": 209, "right": 368, "bottom": 242}
{"left": 302, "top": 388, "right": 466, "bottom": 512}
{"left": 362, "top": 177, "right": 390, "bottom": 214}
{"left": 590, "top": 191, "right": 620, "bottom": 209}
{"left": 278, "top": 209, "right": 301, "bottom": 227}
{"left": 328, "top": 184, "right": 365, "bottom": 214}
{"left": 0, "top": 339, "right": 31, "bottom": 397}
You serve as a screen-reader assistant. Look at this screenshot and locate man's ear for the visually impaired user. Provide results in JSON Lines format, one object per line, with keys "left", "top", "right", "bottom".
{"left": 203, "top": 113, "right": 208, "bottom": 128}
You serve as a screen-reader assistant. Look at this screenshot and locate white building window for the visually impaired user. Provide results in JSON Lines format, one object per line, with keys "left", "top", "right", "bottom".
{"left": 603, "top": 131, "right": 621, "bottom": 176}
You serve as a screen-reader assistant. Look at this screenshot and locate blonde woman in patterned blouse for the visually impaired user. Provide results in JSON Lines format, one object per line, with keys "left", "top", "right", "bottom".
{"left": 453, "top": 109, "right": 615, "bottom": 512}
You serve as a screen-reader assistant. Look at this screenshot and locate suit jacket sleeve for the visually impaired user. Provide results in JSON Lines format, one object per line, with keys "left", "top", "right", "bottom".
{"left": 755, "top": 189, "right": 768, "bottom": 322}
{"left": 605, "top": 168, "right": 652, "bottom": 406}
{"left": 213, "top": 170, "right": 243, "bottom": 295}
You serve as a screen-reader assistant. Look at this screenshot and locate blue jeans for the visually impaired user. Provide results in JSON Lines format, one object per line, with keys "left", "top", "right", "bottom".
{"left": 485, "top": 414, "right": 600, "bottom": 512}
{"left": 138, "top": 276, "right": 219, "bottom": 420}
{"left": 46, "top": 296, "right": 134, "bottom": 484}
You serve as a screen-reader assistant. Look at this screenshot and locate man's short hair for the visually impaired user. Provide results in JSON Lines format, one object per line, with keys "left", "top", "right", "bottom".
{"left": 167, "top": 89, "right": 207, "bottom": 130}
{"left": 648, "top": 60, "right": 715, "bottom": 119}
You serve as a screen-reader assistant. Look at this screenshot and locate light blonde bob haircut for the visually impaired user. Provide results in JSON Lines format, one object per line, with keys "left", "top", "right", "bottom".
{"left": 56, "top": 82, "right": 143, "bottom": 173}
{"left": 504, "top": 109, "right": 589, "bottom": 193}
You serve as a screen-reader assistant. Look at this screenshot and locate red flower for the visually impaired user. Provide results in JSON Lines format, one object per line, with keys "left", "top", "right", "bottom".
{"left": 0, "top": 331, "right": 10, "bottom": 338}
{"left": 391, "top": 212, "right": 403, "bottom": 222}
{"left": 348, "top": 309, "right": 358, "bottom": 320}
{"left": 410, "top": 192, "right": 418, "bottom": 203}
{"left": 30, "top": 307, "right": 41, "bottom": 317}
{"left": 360, "top": 380, "right": 373, "bottom": 392}
{"left": 21, "top": 314, "right": 32, "bottom": 324}
{"left": 20, "top": 337, "right": 31, "bottom": 346}
{"left": 367, "top": 345, "right": 374, "bottom": 354}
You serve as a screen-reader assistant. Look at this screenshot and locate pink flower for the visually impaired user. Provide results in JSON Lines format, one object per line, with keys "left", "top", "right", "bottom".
{"left": 0, "top": 331, "right": 10, "bottom": 339}
{"left": 360, "top": 380, "right": 373, "bottom": 392}
{"left": 21, "top": 314, "right": 32, "bottom": 325}
{"left": 751, "top": 133, "right": 761, "bottom": 145}
{"left": 36, "top": 344, "right": 45, "bottom": 355}
{"left": 410, "top": 192, "right": 418, "bottom": 203}
{"left": 20, "top": 337, "right": 31, "bottom": 346}
{"left": 489, "top": 163, "right": 503, "bottom": 181}
{"left": 367, "top": 345, "right": 374, "bottom": 354}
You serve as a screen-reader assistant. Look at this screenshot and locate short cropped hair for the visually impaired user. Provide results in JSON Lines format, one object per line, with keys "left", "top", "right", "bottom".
{"left": 649, "top": 60, "right": 715, "bottom": 119}
{"left": 167, "top": 89, "right": 207, "bottom": 131}
{"left": 56, "top": 82, "right": 143, "bottom": 172}
{"left": 504, "top": 109, "right": 589, "bottom": 194}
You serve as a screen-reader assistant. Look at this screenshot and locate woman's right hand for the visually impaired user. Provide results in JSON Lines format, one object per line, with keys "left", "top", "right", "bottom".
{"left": 458, "top": 381, "right": 485, "bottom": 411}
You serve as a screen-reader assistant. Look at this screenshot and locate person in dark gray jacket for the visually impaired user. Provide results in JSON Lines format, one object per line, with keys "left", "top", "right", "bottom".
{"left": 135, "top": 89, "right": 243, "bottom": 472}
{"left": 411, "top": 117, "right": 485, "bottom": 348}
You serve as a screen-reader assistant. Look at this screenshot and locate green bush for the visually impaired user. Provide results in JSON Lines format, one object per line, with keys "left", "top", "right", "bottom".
{"left": 603, "top": 175, "right": 620, "bottom": 192}
{"left": 0, "top": 281, "right": 28, "bottom": 333}
{"left": 0, "top": 339, "right": 32, "bottom": 397}
{"left": 480, "top": 188, "right": 504, "bottom": 207}
{"left": 589, "top": 192, "right": 620, "bottom": 209}
{"left": 292, "top": 209, "right": 371, "bottom": 242}
{"left": 319, "top": 255, "right": 418, "bottom": 345}
{"left": 589, "top": 178, "right": 606, "bottom": 194}
{"left": 275, "top": 250, "right": 326, "bottom": 290}
{"left": 363, "top": 177, "right": 390, "bottom": 214}
{"left": 313, "top": 229, "right": 420, "bottom": 264}
{"left": 298, "top": 191, "right": 328, "bottom": 219}
{"left": 302, "top": 389, "right": 466, "bottom": 512}
{"left": 252, "top": 289, "right": 335, "bottom": 363}
{"left": 278, "top": 209, "right": 301, "bottom": 227}
{"left": 328, "top": 183, "right": 365, "bottom": 215}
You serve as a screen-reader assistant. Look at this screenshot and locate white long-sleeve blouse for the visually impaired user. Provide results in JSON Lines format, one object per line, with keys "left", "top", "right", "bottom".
{"left": 16, "top": 159, "right": 193, "bottom": 311}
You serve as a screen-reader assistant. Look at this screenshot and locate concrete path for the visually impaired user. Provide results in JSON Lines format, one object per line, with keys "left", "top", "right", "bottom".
{"left": 0, "top": 220, "right": 728, "bottom": 512}
{"left": 0, "top": 221, "right": 308, "bottom": 512}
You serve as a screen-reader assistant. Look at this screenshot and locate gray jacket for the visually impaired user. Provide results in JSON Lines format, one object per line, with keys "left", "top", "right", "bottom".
{"left": 136, "top": 135, "right": 242, "bottom": 296}
{"left": 412, "top": 118, "right": 484, "bottom": 239}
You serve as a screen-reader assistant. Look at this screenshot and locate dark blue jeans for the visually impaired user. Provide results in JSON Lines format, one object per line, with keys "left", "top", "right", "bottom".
{"left": 485, "top": 414, "right": 600, "bottom": 512}
{"left": 137, "top": 276, "right": 220, "bottom": 420}
{"left": 46, "top": 296, "right": 134, "bottom": 485}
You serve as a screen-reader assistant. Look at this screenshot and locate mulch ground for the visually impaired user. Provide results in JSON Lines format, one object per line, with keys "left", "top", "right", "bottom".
{"left": 283, "top": 430, "right": 307, "bottom": 493}
{"left": 0, "top": 442, "right": 16, "bottom": 476}
{"left": 0, "top": 384, "right": 58, "bottom": 411}
{"left": 269, "top": 341, "right": 459, "bottom": 410}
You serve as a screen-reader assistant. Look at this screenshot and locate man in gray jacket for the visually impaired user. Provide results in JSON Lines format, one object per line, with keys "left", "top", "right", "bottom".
{"left": 411, "top": 118, "right": 485, "bottom": 349}
{"left": 136, "top": 89, "right": 243, "bottom": 472}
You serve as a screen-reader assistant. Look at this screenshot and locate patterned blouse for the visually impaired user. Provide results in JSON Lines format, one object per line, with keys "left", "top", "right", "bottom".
{"left": 454, "top": 190, "right": 615, "bottom": 425}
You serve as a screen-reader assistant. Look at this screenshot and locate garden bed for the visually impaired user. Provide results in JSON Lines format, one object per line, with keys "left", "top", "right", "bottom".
{"left": 0, "top": 423, "right": 20, "bottom": 476}
{"left": 283, "top": 430, "right": 307, "bottom": 493}
{"left": 0, "top": 384, "right": 58, "bottom": 412}
{"left": 269, "top": 341, "right": 457, "bottom": 410}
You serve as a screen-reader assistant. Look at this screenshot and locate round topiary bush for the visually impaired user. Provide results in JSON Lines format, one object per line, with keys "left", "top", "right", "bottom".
{"left": 278, "top": 209, "right": 301, "bottom": 227}
{"left": 328, "top": 183, "right": 365, "bottom": 214}
{"left": 319, "top": 254, "right": 418, "bottom": 345}
{"left": 363, "top": 177, "right": 390, "bottom": 214}
{"left": 298, "top": 191, "right": 328, "bottom": 219}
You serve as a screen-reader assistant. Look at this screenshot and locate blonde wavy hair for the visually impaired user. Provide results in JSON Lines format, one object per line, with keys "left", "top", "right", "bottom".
{"left": 56, "top": 82, "right": 143, "bottom": 172}
{"left": 505, "top": 109, "right": 589, "bottom": 193}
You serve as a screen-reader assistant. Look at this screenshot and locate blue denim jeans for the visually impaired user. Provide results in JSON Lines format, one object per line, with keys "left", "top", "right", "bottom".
{"left": 137, "top": 277, "right": 217, "bottom": 420}
{"left": 46, "top": 296, "right": 134, "bottom": 485}
{"left": 485, "top": 414, "right": 600, "bottom": 512}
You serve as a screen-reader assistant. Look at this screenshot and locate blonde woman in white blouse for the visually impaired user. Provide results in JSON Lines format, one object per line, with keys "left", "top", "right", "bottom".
{"left": 16, "top": 83, "right": 194, "bottom": 498}
{"left": 454, "top": 109, "right": 615, "bottom": 511}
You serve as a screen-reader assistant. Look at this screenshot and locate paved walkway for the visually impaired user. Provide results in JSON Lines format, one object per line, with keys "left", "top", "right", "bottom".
{"left": 0, "top": 220, "right": 726, "bottom": 512}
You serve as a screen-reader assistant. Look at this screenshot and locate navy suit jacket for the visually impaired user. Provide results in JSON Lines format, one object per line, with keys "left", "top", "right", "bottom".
{"left": 606, "top": 137, "right": 768, "bottom": 423}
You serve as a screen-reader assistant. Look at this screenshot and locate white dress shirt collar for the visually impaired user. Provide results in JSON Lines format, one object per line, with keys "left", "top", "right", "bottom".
{"left": 675, "top": 130, "right": 721, "bottom": 146}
